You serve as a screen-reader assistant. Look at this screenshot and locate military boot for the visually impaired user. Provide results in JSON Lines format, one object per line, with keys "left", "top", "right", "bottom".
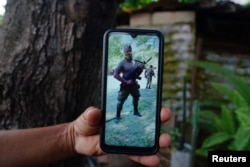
{"left": 133, "top": 101, "right": 142, "bottom": 117}
{"left": 115, "top": 102, "right": 122, "bottom": 123}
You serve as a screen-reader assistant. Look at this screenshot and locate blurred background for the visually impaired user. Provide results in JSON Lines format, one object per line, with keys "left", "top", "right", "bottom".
{"left": 0, "top": 0, "right": 249, "bottom": 167}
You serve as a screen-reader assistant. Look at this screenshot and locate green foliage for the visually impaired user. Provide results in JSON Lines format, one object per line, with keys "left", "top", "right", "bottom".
{"left": 189, "top": 61, "right": 250, "bottom": 156}
{"left": 178, "top": 0, "right": 198, "bottom": 4}
{"left": 119, "top": 0, "right": 250, "bottom": 12}
{"left": 201, "top": 132, "right": 232, "bottom": 149}
{"left": 120, "top": 0, "right": 158, "bottom": 12}
{"left": 198, "top": 110, "right": 217, "bottom": 133}
{"left": 189, "top": 61, "right": 250, "bottom": 104}
{"left": 169, "top": 127, "right": 181, "bottom": 148}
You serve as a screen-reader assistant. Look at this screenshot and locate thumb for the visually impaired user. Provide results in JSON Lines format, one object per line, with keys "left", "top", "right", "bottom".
{"left": 74, "top": 107, "right": 102, "bottom": 136}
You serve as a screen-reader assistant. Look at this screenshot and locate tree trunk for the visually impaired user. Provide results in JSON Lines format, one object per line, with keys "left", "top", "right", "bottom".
{"left": 0, "top": 0, "right": 119, "bottom": 127}
{"left": 0, "top": 0, "right": 120, "bottom": 165}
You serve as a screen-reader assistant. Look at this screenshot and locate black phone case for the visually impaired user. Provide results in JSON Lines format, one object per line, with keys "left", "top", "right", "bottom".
{"left": 100, "top": 29, "right": 164, "bottom": 155}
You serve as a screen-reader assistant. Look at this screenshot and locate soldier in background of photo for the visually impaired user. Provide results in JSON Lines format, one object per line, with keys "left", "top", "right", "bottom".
{"left": 145, "top": 65, "right": 155, "bottom": 89}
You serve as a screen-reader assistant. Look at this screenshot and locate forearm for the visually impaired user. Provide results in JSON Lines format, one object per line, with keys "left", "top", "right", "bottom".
{"left": 114, "top": 73, "right": 126, "bottom": 83}
{"left": 0, "top": 123, "right": 75, "bottom": 167}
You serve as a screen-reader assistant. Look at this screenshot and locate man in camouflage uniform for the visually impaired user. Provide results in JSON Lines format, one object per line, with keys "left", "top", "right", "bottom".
{"left": 113, "top": 44, "right": 142, "bottom": 123}
{"left": 145, "top": 65, "right": 155, "bottom": 89}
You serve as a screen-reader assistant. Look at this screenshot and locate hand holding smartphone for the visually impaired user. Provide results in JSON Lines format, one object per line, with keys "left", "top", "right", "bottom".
{"left": 101, "top": 29, "right": 164, "bottom": 155}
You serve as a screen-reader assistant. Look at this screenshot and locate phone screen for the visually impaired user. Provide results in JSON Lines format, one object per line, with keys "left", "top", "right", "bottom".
{"left": 101, "top": 29, "right": 164, "bottom": 155}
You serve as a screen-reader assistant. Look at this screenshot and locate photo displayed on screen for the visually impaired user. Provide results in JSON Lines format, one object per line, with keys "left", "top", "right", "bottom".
{"left": 104, "top": 32, "right": 161, "bottom": 147}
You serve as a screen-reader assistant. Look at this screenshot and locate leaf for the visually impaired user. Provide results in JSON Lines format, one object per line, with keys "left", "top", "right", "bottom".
{"left": 235, "top": 107, "right": 250, "bottom": 128}
{"left": 210, "top": 83, "right": 248, "bottom": 108}
{"left": 199, "top": 110, "right": 217, "bottom": 132}
{"left": 220, "top": 105, "right": 236, "bottom": 134}
{"left": 195, "top": 148, "right": 209, "bottom": 157}
{"left": 229, "top": 127, "right": 250, "bottom": 150}
{"left": 201, "top": 132, "right": 232, "bottom": 149}
{"left": 232, "top": 90, "right": 249, "bottom": 108}
{"left": 213, "top": 105, "right": 236, "bottom": 134}
{"left": 189, "top": 61, "right": 250, "bottom": 104}
{"left": 211, "top": 82, "right": 234, "bottom": 98}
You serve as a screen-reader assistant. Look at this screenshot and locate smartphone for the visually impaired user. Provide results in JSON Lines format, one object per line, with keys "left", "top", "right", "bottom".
{"left": 100, "top": 29, "right": 164, "bottom": 155}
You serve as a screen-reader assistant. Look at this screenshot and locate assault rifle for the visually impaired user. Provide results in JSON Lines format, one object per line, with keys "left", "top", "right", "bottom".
{"left": 124, "top": 57, "right": 152, "bottom": 80}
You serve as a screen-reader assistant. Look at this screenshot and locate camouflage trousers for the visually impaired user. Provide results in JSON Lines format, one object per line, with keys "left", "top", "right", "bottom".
{"left": 116, "top": 83, "right": 140, "bottom": 118}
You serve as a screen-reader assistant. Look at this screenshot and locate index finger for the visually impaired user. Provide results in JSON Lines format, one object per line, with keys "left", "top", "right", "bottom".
{"left": 161, "top": 106, "right": 172, "bottom": 123}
